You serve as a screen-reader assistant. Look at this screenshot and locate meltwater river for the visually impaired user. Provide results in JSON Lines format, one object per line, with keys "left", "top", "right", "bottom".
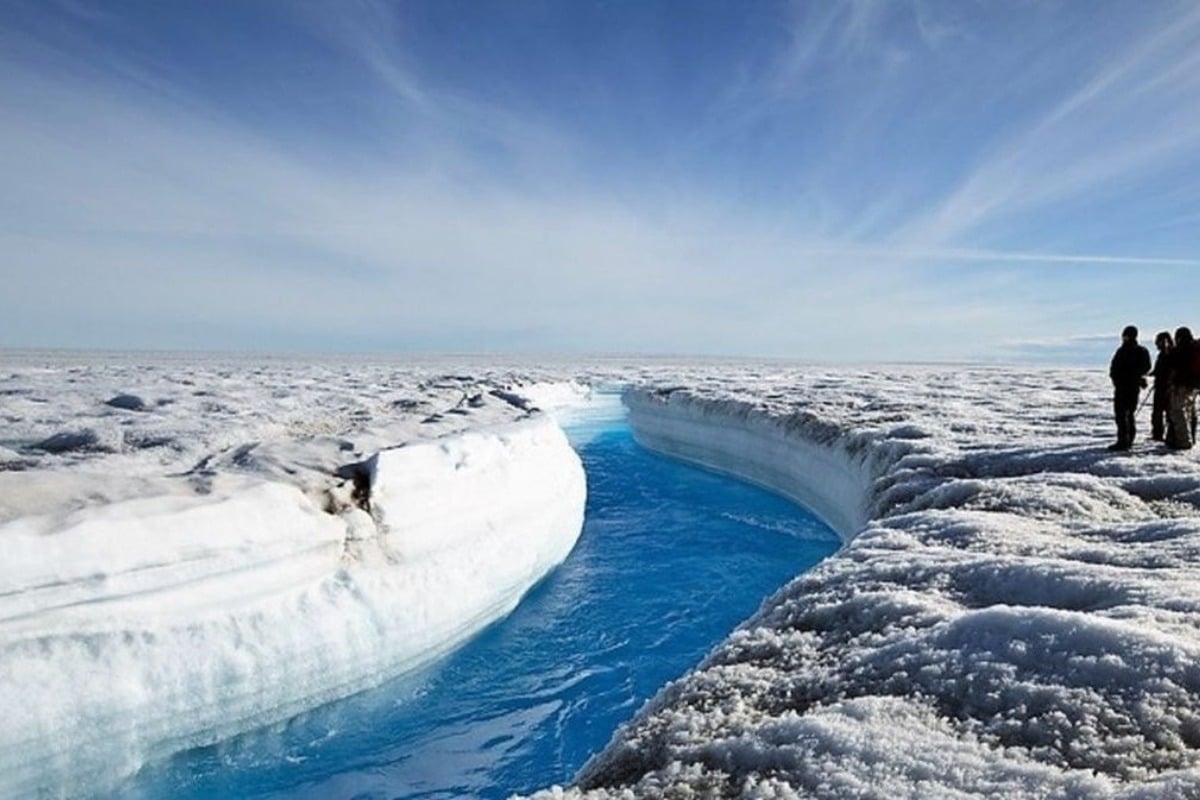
{"left": 116, "top": 400, "right": 839, "bottom": 799}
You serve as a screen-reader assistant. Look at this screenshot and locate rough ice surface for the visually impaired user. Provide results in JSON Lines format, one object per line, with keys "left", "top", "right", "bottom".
{"left": 0, "top": 353, "right": 586, "bottom": 798}
{"left": 523, "top": 366, "right": 1200, "bottom": 799}
{"left": 7, "top": 354, "right": 1200, "bottom": 799}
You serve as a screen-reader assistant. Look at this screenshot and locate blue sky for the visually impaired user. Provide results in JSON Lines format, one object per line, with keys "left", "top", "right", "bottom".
{"left": 2, "top": 0, "right": 1199, "bottom": 362}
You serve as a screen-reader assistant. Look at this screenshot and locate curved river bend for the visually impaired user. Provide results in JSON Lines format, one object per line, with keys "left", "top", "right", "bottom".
{"left": 115, "top": 403, "right": 839, "bottom": 799}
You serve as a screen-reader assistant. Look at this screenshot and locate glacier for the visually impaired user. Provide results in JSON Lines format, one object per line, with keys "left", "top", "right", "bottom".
{"left": 6, "top": 353, "right": 1200, "bottom": 798}
{"left": 527, "top": 369, "right": 1200, "bottom": 799}
{"left": 0, "top": 356, "right": 586, "bottom": 798}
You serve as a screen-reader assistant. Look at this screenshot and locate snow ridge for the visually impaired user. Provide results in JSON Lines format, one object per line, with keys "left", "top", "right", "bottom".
{"left": 539, "top": 377, "right": 1200, "bottom": 799}
{"left": 0, "top": 412, "right": 585, "bottom": 799}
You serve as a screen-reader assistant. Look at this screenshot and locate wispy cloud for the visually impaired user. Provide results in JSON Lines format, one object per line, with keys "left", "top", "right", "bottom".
{"left": 764, "top": 244, "right": 1200, "bottom": 268}
{"left": 299, "top": 0, "right": 428, "bottom": 107}
{"left": 1, "top": 1, "right": 1199, "bottom": 359}
{"left": 997, "top": 333, "right": 1124, "bottom": 366}
{"left": 775, "top": 0, "right": 898, "bottom": 87}
{"left": 893, "top": 4, "right": 1200, "bottom": 248}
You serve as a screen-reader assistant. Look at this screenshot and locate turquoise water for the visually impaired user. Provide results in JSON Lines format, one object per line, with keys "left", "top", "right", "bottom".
{"left": 116, "top": 413, "right": 839, "bottom": 799}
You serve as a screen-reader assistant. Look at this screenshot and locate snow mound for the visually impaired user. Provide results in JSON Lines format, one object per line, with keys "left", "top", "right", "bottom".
{"left": 104, "top": 393, "right": 148, "bottom": 412}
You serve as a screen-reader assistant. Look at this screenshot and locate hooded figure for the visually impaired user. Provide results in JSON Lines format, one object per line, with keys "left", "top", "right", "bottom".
{"left": 1167, "top": 326, "right": 1199, "bottom": 450}
{"left": 1108, "top": 325, "right": 1151, "bottom": 451}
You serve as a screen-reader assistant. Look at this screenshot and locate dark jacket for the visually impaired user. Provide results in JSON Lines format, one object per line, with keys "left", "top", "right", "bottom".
{"left": 1110, "top": 341, "right": 1151, "bottom": 390}
{"left": 1152, "top": 351, "right": 1173, "bottom": 400}
{"left": 1171, "top": 340, "right": 1200, "bottom": 390}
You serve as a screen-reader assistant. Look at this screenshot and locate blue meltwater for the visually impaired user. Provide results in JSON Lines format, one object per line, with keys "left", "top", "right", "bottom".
{"left": 115, "top": 397, "right": 839, "bottom": 799}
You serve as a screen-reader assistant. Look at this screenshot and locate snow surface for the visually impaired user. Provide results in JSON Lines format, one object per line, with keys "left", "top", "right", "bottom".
{"left": 0, "top": 352, "right": 586, "bottom": 798}
{"left": 523, "top": 367, "right": 1200, "bottom": 799}
{"left": 8, "top": 353, "right": 1200, "bottom": 799}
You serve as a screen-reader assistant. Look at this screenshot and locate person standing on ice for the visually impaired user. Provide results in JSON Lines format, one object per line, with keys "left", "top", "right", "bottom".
{"left": 1167, "top": 326, "right": 1199, "bottom": 450}
{"left": 1150, "top": 331, "right": 1175, "bottom": 442}
{"left": 1108, "top": 325, "right": 1151, "bottom": 451}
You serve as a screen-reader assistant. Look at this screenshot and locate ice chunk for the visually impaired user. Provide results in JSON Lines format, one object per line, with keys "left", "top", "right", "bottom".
{"left": 0, "top": 415, "right": 585, "bottom": 798}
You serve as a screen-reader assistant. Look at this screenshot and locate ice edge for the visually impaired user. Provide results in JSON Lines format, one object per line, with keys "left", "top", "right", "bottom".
{"left": 0, "top": 413, "right": 587, "bottom": 799}
{"left": 533, "top": 383, "right": 1200, "bottom": 799}
{"left": 623, "top": 386, "right": 887, "bottom": 541}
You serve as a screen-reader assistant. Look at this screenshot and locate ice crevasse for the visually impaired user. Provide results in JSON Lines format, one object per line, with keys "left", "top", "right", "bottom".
{"left": 0, "top": 414, "right": 586, "bottom": 798}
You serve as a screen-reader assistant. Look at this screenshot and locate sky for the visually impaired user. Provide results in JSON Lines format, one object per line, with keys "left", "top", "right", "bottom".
{"left": 1, "top": 0, "right": 1199, "bottom": 363}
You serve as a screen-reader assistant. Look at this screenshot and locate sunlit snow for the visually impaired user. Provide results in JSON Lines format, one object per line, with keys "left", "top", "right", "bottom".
{"left": 4, "top": 353, "right": 1200, "bottom": 798}
{"left": 0, "top": 354, "right": 585, "bottom": 798}
{"left": 533, "top": 368, "right": 1200, "bottom": 799}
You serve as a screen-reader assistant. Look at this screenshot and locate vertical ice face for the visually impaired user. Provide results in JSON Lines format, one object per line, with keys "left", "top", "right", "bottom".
{"left": 623, "top": 388, "right": 878, "bottom": 540}
{"left": 0, "top": 414, "right": 586, "bottom": 798}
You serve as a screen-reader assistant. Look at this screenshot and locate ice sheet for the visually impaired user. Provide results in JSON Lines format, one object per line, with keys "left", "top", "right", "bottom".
{"left": 525, "top": 366, "right": 1200, "bottom": 799}
{"left": 0, "top": 353, "right": 586, "bottom": 798}
{"left": 8, "top": 353, "right": 1200, "bottom": 798}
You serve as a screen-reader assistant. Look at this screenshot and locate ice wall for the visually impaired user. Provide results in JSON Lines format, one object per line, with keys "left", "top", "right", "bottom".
{"left": 0, "top": 415, "right": 585, "bottom": 798}
{"left": 623, "top": 387, "right": 886, "bottom": 540}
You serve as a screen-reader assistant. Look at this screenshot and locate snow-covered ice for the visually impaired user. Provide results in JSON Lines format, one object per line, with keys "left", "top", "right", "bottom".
{"left": 0, "top": 352, "right": 586, "bottom": 798}
{"left": 7, "top": 353, "right": 1200, "bottom": 799}
{"left": 524, "top": 366, "right": 1200, "bottom": 799}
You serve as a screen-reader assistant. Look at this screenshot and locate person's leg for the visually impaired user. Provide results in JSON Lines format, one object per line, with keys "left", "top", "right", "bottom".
{"left": 1152, "top": 396, "right": 1166, "bottom": 441}
{"left": 1188, "top": 390, "right": 1198, "bottom": 447}
{"left": 1113, "top": 394, "right": 1126, "bottom": 447}
{"left": 1168, "top": 386, "right": 1192, "bottom": 449}
{"left": 1128, "top": 394, "right": 1138, "bottom": 445}
{"left": 1113, "top": 390, "right": 1136, "bottom": 448}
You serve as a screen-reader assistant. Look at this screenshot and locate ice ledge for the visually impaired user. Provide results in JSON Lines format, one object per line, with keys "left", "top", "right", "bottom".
{"left": 0, "top": 414, "right": 586, "bottom": 799}
{"left": 623, "top": 387, "right": 891, "bottom": 541}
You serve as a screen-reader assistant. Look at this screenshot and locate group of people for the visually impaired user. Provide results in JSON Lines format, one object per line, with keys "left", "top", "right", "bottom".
{"left": 1110, "top": 325, "right": 1200, "bottom": 451}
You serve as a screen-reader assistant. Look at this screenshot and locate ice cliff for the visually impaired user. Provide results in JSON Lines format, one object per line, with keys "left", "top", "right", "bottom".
{"left": 531, "top": 373, "right": 1200, "bottom": 799}
{"left": 0, "top": 404, "right": 585, "bottom": 798}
